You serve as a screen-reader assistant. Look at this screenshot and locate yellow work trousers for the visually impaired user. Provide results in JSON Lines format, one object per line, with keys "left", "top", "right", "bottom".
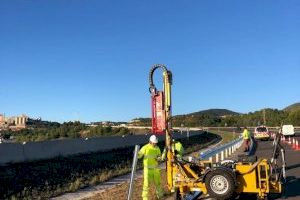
{"left": 142, "top": 168, "right": 163, "bottom": 200}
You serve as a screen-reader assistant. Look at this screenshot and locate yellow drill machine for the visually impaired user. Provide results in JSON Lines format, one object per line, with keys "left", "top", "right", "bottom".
{"left": 148, "top": 64, "right": 285, "bottom": 200}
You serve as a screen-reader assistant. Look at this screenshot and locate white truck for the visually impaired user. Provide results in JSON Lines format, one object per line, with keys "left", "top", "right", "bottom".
{"left": 282, "top": 125, "right": 295, "bottom": 136}
{"left": 254, "top": 126, "right": 270, "bottom": 140}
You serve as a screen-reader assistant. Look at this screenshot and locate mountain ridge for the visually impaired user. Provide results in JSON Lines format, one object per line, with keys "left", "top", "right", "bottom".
{"left": 131, "top": 102, "right": 300, "bottom": 127}
{"left": 284, "top": 102, "right": 300, "bottom": 112}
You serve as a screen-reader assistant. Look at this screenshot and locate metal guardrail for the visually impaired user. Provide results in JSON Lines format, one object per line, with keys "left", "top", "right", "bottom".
{"left": 199, "top": 137, "right": 243, "bottom": 162}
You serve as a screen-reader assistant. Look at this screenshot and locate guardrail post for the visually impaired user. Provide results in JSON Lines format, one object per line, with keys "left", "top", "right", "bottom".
{"left": 199, "top": 138, "right": 243, "bottom": 163}
{"left": 239, "top": 140, "right": 242, "bottom": 147}
{"left": 127, "top": 145, "right": 140, "bottom": 200}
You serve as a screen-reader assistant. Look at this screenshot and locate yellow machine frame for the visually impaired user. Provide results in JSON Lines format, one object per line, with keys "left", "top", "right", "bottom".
{"left": 149, "top": 65, "right": 283, "bottom": 200}
{"left": 235, "top": 159, "right": 281, "bottom": 197}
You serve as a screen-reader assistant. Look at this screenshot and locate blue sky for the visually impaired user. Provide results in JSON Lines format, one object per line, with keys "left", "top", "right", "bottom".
{"left": 0, "top": 1, "right": 299, "bottom": 122}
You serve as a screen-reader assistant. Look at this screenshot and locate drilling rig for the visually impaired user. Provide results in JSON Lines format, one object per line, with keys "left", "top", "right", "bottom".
{"left": 149, "top": 64, "right": 284, "bottom": 200}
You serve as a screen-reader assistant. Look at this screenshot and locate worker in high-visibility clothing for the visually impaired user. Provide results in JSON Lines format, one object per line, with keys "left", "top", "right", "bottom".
{"left": 161, "top": 139, "right": 184, "bottom": 192}
{"left": 161, "top": 139, "right": 184, "bottom": 160}
{"left": 138, "top": 135, "right": 164, "bottom": 200}
{"left": 242, "top": 127, "right": 250, "bottom": 152}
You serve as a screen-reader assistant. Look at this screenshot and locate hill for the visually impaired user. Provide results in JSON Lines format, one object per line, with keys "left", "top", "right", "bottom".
{"left": 130, "top": 109, "right": 239, "bottom": 127}
{"left": 284, "top": 102, "right": 300, "bottom": 112}
{"left": 131, "top": 103, "right": 300, "bottom": 127}
{"left": 172, "top": 109, "right": 238, "bottom": 127}
{"left": 186, "top": 109, "right": 240, "bottom": 118}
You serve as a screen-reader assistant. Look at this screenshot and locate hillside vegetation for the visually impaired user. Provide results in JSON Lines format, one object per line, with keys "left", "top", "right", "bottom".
{"left": 2, "top": 103, "right": 299, "bottom": 143}
{"left": 1, "top": 121, "right": 131, "bottom": 142}
{"left": 284, "top": 102, "right": 300, "bottom": 112}
{"left": 132, "top": 103, "right": 300, "bottom": 127}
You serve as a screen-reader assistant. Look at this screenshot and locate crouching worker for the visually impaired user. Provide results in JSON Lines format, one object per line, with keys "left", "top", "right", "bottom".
{"left": 138, "top": 134, "right": 164, "bottom": 200}
{"left": 161, "top": 139, "right": 184, "bottom": 161}
{"left": 161, "top": 139, "right": 184, "bottom": 192}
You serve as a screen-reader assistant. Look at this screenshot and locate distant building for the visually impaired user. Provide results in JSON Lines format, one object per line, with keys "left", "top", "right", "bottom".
{"left": 119, "top": 124, "right": 127, "bottom": 127}
{"left": 6, "top": 117, "right": 15, "bottom": 125}
{"left": 130, "top": 119, "right": 141, "bottom": 123}
{"left": 102, "top": 121, "right": 109, "bottom": 126}
{"left": 14, "top": 115, "right": 28, "bottom": 128}
{"left": 0, "top": 113, "right": 28, "bottom": 130}
{"left": 0, "top": 114, "right": 6, "bottom": 130}
{"left": 0, "top": 114, "right": 5, "bottom": 125}
{"left": 128, "top": 119, "right": 141, "bottom": 126}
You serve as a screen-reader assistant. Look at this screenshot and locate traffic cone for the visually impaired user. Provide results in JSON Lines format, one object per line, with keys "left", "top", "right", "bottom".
{"left": 296, "top": 140, "right": 300, "bottom": 151}
{"left": 292, "top": 138, "right": 296, "bottom": 149}
{"left": 295, "top": 140, "right": 299, "bottom": 150}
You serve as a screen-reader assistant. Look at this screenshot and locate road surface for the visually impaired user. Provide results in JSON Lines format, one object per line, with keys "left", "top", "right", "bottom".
{"left": 253, "top": 132, "right": 300, "bottom": 200}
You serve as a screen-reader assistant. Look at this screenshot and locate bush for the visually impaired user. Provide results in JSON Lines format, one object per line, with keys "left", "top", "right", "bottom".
{"left": 6, "top": 122, "right": 132, "bottom": 143}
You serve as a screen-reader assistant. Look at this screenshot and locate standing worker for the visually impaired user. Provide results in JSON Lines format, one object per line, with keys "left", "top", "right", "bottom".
{"left": 242, "top": 127, "right": 250, "bottom": 152}
{"left": 138, "top": 135, "right": 164, "bottom": 200}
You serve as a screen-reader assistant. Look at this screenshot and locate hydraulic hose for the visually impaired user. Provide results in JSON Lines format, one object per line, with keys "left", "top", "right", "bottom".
{"left": 149, "top": 64, "right": 168, "bottom": 94}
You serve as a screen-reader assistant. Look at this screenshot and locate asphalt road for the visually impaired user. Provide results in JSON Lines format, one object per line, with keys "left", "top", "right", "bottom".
{"left": 253, "top": 132, "right": 300, "bottom": 200}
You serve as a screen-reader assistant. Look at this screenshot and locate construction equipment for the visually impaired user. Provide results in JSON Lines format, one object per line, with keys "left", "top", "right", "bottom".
{"left": 148, "top": 64, "right": 284, "bottom": 200}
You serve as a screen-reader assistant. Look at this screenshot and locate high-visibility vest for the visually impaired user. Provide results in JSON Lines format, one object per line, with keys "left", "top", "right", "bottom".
{"left": 173, "top": 141, "right": 184, "bottom": 158}
{"left": 243, "top": 129, "right": 250, "bottom": 139}
{"left": 161, "top": 141, "right": 184, "bottom": 160}
{"left": 138, "top": 143, "right": 161, "bottom": 169}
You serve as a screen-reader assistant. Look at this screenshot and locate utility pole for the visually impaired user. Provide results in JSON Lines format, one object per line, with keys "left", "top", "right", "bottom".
{"left": 263, "top": 109, "right": 266, "bottom": 125}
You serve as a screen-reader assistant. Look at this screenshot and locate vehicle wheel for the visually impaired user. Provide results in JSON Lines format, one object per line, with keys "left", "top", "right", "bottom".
{"left": 205, "top": 169, "right": 235, "bottom": 200}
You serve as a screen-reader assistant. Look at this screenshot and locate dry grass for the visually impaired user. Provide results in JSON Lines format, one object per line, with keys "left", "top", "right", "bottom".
{"left": 213, "top": 130, "right": 240, "bottom": 144}
{"left": 85, "top": 169, "right": 170, "bottom": 200}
